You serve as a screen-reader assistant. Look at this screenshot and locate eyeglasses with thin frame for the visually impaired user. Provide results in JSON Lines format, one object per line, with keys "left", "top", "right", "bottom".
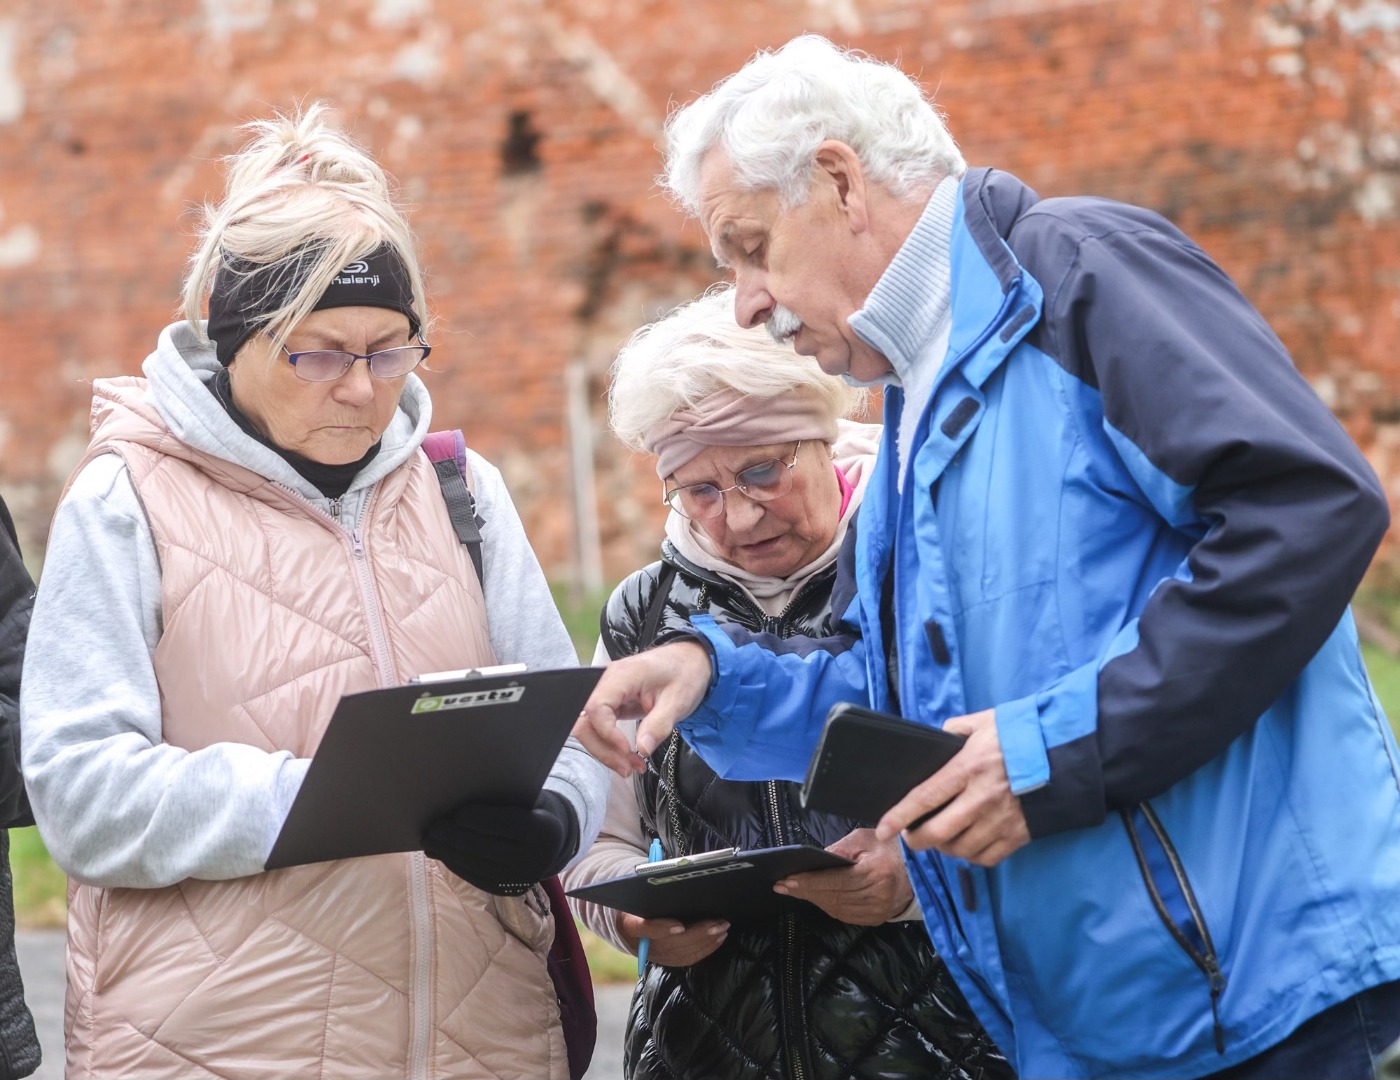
{"left": 273, "top": 335, "right": 432, "bottom": 383}
{"left": 663, "top": 442, "right": 803, "bottom": 520}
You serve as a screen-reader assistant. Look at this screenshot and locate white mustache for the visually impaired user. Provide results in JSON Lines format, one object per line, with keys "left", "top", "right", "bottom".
{"left": 766, "top": 306, "right": 802, "bottom": 344}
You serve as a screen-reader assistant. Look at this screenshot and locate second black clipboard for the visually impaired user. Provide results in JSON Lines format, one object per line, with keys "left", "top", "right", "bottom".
{"left": 566, "top": 844, "right": 853, "bottom": 923}
{"left": 265, "top": 665, "right": 602, "bottom": 870}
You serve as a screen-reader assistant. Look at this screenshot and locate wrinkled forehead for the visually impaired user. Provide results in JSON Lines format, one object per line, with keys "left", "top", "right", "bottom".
{"left": 287, "top": 305, "right": 413, "bottom": 348}
{"left": 696, "top": 149, "right": 766, "bottom": 223}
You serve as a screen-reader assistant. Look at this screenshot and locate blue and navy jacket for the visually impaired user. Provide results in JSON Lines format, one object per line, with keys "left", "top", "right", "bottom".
{"left": 675, "top": 168, "right": 1400, "bottom": 1078}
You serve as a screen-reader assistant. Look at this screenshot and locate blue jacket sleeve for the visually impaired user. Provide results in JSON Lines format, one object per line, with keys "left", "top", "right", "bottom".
{"left": 1001, "top": 210, "right": 1389, "bottom": 836}
{"left": 679, "top": 614, "right": 870, "bottom": 781}
{"left": 670, "top": 523, "right": 873, "bottom": 781}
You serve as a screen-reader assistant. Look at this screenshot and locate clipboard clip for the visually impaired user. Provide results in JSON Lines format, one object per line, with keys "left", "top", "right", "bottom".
{"left": 411, "top": 663, "right": 529, "bottom": 684}
{"left": 634, "top": 847, "right": 737, "bottom": 876}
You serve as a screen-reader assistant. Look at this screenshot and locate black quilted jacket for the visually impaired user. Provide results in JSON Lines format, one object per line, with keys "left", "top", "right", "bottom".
{"left": 601, "top": 542, "right": 1012, "bottom": 1080}
{"left": 0, "top": 498, "right": 41, "bottom": 1079}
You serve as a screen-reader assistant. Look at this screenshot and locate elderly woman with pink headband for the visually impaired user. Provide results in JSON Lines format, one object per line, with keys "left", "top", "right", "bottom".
{"left": 562, "top": 287, "right": 1010, "bottom": 1080}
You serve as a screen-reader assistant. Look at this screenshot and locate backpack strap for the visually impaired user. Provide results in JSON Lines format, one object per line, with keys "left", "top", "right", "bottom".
{"left": 637, "top": 561, "right": 678, "bottom": 651}
{"left": 422, "top": 435, "right": 596, "bottom": 1077}
{"left": 423, "top": 429, "right": 485, "bottom": 587}
{"left": 541, "top": 876, "right": 597, "bottom": 1079}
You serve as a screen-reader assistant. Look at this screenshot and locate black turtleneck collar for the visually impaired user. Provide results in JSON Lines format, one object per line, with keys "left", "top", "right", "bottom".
{"left": 210, "top": 368, "right": 381, "bottom": 501}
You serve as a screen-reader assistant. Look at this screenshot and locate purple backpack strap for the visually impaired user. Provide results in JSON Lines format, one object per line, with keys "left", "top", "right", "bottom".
{"left": 543, "top": 876, "right": 598, "bottom": 1079}
{"left": 424, "top": 434, "right": 597, "bottom": 1076}
{"left": 423, "top": 429, "right": 484, "bottom": 585}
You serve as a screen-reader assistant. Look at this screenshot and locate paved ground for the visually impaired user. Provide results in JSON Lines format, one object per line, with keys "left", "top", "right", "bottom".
{"left": 13, "top": 929, "right": 633, "bottom": 1079}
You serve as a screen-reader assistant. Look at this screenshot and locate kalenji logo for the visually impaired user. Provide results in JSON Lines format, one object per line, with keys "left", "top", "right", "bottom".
{"left": 411, "top": 686, "right": 526, "bottom": 713}
{"left": 645, "top": 860, "right": 754, "bottom": 884}
{"left": 332, "top": 260, "right": 380, "bottom": 288}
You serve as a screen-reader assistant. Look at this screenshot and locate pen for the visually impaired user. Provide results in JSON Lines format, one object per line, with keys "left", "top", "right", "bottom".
{"left": 637, "top": 838, "right": 664, "bottom": 976}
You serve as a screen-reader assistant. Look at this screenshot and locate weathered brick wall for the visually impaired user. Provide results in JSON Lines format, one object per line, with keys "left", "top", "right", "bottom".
{"left": 3, "top": 0, "right": 1399, "bottom": 584}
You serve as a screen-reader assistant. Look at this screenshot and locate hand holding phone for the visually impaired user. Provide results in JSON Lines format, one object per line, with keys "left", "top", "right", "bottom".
{"left": 800, "top": 703, "right": 966, "bottom": 827}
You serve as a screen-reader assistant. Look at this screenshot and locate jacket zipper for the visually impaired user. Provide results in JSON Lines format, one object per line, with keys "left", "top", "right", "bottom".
{"left": 342, "top": 490, "right": 434, "bottom": 1075}
{"left": 664, "top": 731, "right": 687, "bottom": 857}
{"left": 765, "top": 768, "right": 811, "bottom": 1080}
{"left": 665, "top": 567, "right": 825, "bottom": 1080}
{"left": 407, "top": 853, "right": 433, "bottom": 1080}
{"left": 346, "top": 495, "right": 396, "bottom": 687}
{"left": 1120, "top": 805, "right": 1228, "bottom": 1054}
{"left": 270, "top": 483, "right": 434, "bottom": 1070}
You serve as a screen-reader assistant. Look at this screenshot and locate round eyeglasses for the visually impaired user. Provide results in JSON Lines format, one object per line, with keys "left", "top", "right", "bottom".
{"left": 277, "top": 338, "right": 431, "bottom": 382}
{"left": 663, "top": 442, "right": 803, "bottom": 520}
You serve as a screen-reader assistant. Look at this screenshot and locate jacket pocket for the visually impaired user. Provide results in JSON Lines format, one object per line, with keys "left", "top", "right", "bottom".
{"left": 80, "top": 885, "right": 112, "bottom": 995}
{"left": 491, "top": 884, "right": 554, "bottom": 955}
{"left": 1120, "top": 804, "right": 1228, "bottom": 1054}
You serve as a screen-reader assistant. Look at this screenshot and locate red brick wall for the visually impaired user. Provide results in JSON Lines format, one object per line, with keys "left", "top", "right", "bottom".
{"left": 3, "top": 0, "right": 1400, "bottom": 584}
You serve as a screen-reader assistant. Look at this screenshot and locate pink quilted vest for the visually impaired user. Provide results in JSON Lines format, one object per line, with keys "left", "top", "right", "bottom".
{"left": 61, "top": 377, "right": 568, "bottom": 1079}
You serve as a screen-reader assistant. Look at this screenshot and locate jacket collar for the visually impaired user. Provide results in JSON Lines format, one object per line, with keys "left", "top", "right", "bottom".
{"left": 957, "top": 166, "right": 1041, "bottom": 294}
{"left": 945, "top": 169, "right": 1045, "bottom": 388}
{"left": 849, "top": 175, "right": 959, "bottom": 383}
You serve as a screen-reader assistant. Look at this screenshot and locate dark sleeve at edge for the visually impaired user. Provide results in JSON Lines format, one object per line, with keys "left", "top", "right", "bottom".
{"left": 1022, "top": 213, "right": 1389, "bottom": 831}
{"left": 0, "top": 500, "right": 33, "bottom": 829}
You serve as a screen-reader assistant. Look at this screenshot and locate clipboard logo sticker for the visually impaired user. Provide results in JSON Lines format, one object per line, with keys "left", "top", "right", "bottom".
{"left": 412, "top": 686, "right": 526, "bottom": 714}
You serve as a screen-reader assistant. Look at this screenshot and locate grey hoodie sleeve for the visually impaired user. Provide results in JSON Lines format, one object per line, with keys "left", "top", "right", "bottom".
{"left": 466, "top": 450, "right": 609, "bottom": 860}
{"left": 20, "top": 454, "right": 309, "bottom": 887}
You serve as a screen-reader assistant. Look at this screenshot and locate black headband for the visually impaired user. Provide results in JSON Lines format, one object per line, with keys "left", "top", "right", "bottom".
{"left": 206, "top": 243, "right": 421, "bottom": 367}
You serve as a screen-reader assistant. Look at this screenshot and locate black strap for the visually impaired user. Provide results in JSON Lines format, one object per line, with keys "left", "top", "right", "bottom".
{"left": 637, "top": 561, "right": 678, "bottom": 651}
{"left": 430, "top": 457, "right": 485, "bottom": 587}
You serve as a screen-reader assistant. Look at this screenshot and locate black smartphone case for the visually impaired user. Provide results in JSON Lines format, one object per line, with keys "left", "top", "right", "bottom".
{"left": 800, "top": 703, "right": 966, "bottom": 826}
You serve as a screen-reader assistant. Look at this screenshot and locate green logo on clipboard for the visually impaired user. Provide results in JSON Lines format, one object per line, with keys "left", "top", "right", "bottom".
{"left": 412, "top": 686, "right": 526, "bottom": 714}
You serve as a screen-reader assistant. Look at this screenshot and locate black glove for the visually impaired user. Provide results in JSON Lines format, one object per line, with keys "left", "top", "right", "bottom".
{"left": 423, "top": 789, "right": 579, "bottom": 896}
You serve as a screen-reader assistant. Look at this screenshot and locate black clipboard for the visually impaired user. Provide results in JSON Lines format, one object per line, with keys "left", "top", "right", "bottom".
{"left": 565, "top": 844, "right": 853, "bottom": 922}
{"left": 800, "top": 702, "right": 965, "bottom": 826}
{"left": 265, "top": 666, "right": 602, "bottom": 870}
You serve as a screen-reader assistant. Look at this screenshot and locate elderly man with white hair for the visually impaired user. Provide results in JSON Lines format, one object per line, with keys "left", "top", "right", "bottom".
{"left": 576, "top": 34, "right": 1400, "bottom": 1080}
{"left": 564, "top": 286, "right": 1011, "bottom": 1080}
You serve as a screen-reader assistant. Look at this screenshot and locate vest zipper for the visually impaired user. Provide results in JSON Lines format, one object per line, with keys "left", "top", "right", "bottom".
{"left": 407, "top": 852, "right": 434, "bottom": 1080}
{"left": 1121, "top": 805, "right": 1228, "bottom": 1054}
{"left": 269, "top": 481, "right": 434, "bottom": 1069}
{"left": 346, "top": 505, "right": 395, "bottom": 686}
{"left": 343, "top": 491, "right": 434, "bottom": 1072}
{"left": 268, "top": 483, "right": 395, "bottom": 684}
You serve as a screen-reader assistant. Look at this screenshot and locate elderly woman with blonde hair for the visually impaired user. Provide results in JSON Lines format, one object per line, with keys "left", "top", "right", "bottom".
{"left": 562, "top": 286, "right": 1010, "bottom": 1080}
{"left": 20, "top": 105, "right": 607, "bottom": 1079}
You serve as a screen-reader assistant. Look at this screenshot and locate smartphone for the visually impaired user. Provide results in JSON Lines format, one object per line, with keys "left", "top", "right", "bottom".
{"left": 800, "top": 702, "right": 966, "bottom": 826}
